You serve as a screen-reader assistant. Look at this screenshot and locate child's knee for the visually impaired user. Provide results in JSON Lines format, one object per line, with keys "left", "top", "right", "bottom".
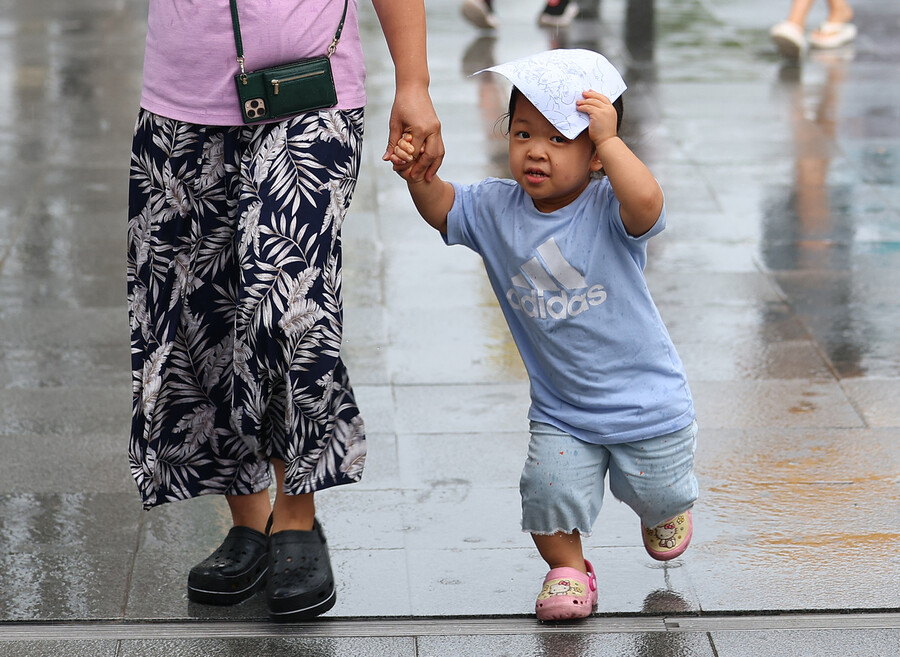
{"left": 608, "top": 421, "right": 699, "bottom": 527}
{"left": 609, "top": 466, "right": 698, "bottom": 528}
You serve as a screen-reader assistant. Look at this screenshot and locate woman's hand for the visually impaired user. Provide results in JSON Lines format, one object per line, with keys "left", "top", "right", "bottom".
{"left": 371, "top": 0, "right": 444, "bottom": 182}
{"left": 382, "top": 84, "right": 444, "bottom": 182}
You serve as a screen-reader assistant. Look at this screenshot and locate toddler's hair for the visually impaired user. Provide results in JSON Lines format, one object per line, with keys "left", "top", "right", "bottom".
{"left": 503, "top": 86, "right": 624, "bottom": 136}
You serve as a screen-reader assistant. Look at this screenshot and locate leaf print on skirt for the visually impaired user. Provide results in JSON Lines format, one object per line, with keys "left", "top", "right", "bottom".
{"left": 127, "top": 108, "right": 367, "bottom": 509}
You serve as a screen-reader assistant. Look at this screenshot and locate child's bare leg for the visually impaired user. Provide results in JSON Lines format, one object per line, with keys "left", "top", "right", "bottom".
{"left": 785, "top": 0, "right": 817, "bottom": 26}
{"left": 825, "top": 0, "right": 853, "bottom": 23}
{"left": 532, "top": 530, "right": 587, "bottom": 573}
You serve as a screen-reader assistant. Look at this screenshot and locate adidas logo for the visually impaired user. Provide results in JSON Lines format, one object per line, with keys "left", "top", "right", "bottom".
{"left": 505, "top": 238, "right": 607, "bottom": 320}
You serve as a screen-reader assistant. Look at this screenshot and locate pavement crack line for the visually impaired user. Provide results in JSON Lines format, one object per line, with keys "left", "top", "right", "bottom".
{"left": 1, "top": 612, "right": 898, "bottom": 641}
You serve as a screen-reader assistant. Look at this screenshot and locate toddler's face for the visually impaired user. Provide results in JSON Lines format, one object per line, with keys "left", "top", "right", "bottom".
{"left": 508, "top": 96, "right": 600, "bottom": 214}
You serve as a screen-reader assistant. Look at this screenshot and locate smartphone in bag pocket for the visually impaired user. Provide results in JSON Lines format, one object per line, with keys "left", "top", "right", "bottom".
{"left": 235, "top": 56, "right": 337, "bottom": 124}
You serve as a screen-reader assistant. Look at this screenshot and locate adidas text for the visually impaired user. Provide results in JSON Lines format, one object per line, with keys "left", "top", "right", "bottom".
{"left": 506, "top": 285, "right": 607, "bottom": 320}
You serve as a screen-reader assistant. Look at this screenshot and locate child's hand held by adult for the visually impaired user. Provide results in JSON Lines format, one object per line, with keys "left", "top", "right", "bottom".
{"left": 390, "top": 133, "right": 419, "bottom": 180}
{"left": 382, "top": 85, "right": 445, "bottom": 183}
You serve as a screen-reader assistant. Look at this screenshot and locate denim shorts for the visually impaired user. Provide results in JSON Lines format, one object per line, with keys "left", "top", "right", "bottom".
{"left": 519, "top": 420, "right": 699, "bottom": 535}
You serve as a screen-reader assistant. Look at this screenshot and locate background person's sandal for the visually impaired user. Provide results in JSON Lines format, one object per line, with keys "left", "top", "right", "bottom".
{"left": 769, "top": 21, "right": 807, "bottom": 58}
{"left": 809, "top": 21, "right": 857, "bottom": 48}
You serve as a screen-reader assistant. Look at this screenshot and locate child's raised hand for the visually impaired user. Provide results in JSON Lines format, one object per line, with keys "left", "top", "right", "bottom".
{"left": 575, "top": 90, "right": 618, "bottom": 151}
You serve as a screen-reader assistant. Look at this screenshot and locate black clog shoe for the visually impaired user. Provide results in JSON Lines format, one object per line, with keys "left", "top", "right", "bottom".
{"left": 187, "top": 525, "right": 269, "bottom": 605}
{"left": 266, "top": 519, "right": 336, "bottom": 621}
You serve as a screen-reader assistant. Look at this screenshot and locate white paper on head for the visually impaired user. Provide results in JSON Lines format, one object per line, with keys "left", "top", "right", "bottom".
{"left": 476, "top": 48, "right": 627, "bottom": 140}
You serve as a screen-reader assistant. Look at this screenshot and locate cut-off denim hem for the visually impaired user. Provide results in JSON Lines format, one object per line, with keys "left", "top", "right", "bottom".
{"left": 520, "top": 420, "right": 698, "bottom": 535}
{"left": 529, "top": 526, "right": 595, "bottom": 538}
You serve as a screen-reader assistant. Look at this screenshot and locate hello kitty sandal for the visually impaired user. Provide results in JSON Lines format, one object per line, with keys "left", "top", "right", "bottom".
{"left": 642, "top": 510, "right": 693, "bottom": 561}
{"left": 535, "top": 559, "right": 598, "bottom": 621}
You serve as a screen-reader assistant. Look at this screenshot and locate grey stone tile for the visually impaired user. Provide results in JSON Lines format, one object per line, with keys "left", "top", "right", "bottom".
{"left": 118, "top": 637, "right": 416, "bottom": 657}
{"left": 645, "top": 271, "right": 786, "bottom": 308}
{"left": 353, "top": 385, "right": 397, "bottom": 436}
{"left": 685, "top": 541, "right": 899, "bottom": 611}
{"left": 0, "top": 306, "right": 127, "bottom": 349}
{"left": 396, "top": 432, "right": 529, "bottom": 490}
{"left": 0, "top": 642, "right": 119, "bottom": 657}
{"left": 0, "top": 550, "right": 131, "bottom": 621}
{"left": 661, "top": 303, "right": 812, "bottom": 347}
{"left": 1, "top": 200, "right": 125, "bottom": 286}
{"left": 380, "top": 244, "right": 488, "bottom": 308}
{"left": 677, "top": 339, "right": 834, "bottom": 382}
{"left": 0, "top": 272, "right": 125, "bottom": 311}
{"left": 711, "top": 629, "right": 900, "bottom": 657}
{"left": 695, "top": 427, "right": 899, "bottom": 487}
{"left": 342, "top": 306, "right": 390, "bottom": 384}
{"left": 0, "top": 493, "right": 140, "bottom": 553}
{"left": 314, "top": 488, "right": 406, "bottom": 550}
{"left": 393, "top": 383, "right": 530, "bottom": 435}
{"left": 650, "top": 241, "right": 763, "bottom": 274}
{"left": 398, "top": 486, "right": 527, "bottom": 551}
{"left": 343, "top": 243, "right": 387, "bottom": 310}
{"left": 690, "top": 380, "right": 865, "bottom": 429}
{"left": 841, "top": 379, "right": 900, "bottom": 426}
{"left": 405, "top": 546, "right": 541, "bottom": 616}
{"left": 385, "top": 306, "right": 527, "bottom": 386}
{"left": 0, "top": 342, "right": 130, "bottom": 389}
{"left": 0, "top": 433, "right": 134, "bottom": 493}
{"left": 692, "top": 427, "right": 900, "bottom": 579}
{"left": 418, "top": 632, "right": 715, "bottom": 657}
{"left": 330, "top": 548, "right": 412, "bottom": 617}
{"left": 0, "top": 386, "right": 130, "bottom": 437}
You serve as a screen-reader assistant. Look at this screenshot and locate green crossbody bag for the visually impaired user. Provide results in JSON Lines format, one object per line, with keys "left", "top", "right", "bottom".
{"left": 229, "top": 0, "right": 348, "bottom": 124}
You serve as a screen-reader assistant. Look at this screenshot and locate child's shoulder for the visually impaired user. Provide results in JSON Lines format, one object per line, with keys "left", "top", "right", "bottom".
{"left": 455, "top": 177, "right": 521, "bottom": 203}
{"left": 476, "top": 177, "right": 519, "bottom": 191}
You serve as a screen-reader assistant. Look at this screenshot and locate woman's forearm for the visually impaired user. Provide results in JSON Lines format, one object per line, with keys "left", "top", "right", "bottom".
{"left": 371, "top": 0, "right": 431, "bottom": 88}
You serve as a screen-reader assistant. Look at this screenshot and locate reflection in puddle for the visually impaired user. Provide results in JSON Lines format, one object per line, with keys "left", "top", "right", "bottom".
{"left": 761, "top": 50, "right": 900, "bottom": 378}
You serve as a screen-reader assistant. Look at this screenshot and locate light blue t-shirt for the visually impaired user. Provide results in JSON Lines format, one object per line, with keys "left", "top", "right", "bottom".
{"left": 447, "top": 177, "right": 695, "bottom": 444}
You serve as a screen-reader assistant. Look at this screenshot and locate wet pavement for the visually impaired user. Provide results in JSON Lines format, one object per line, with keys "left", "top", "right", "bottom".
{"left": 0, "top": 0, "right": 899, "bottom": 654}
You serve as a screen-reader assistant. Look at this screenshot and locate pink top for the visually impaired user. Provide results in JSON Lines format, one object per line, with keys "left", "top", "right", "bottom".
{"left": 140, "top": 0, "right": 367, "bottom": 125}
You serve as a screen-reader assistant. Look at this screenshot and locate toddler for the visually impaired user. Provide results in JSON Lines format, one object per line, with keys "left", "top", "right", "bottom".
{"left": 389, "top": 49, "right": 698, "bottom": 621}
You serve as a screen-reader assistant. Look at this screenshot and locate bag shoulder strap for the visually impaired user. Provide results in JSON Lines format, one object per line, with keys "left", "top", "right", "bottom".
{"left": 229, "top": 0, "right": 349, "bottom": 71}
{"left": 229, "top": 0, "right": 245, "bottom": 60}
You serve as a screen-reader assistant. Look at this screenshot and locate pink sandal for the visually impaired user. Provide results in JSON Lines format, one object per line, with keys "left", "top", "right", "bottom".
{"left": 642, "top": 511, "right": 693, "bottom": 561}
{"left": 535, "top": 559, "right": 598, "bottom": 621}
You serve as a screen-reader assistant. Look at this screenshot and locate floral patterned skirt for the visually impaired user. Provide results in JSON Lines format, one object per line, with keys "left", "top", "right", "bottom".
{"left": 127, "top": 108, "right": 367, "bottom": 509}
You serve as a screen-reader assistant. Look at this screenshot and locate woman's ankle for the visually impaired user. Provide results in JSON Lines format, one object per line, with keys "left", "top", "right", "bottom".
{"left": 226, "top": 490, "right": 272, "bottom": 534}
{"left": 270, "top": 491, "right": 316, "bottom": 533}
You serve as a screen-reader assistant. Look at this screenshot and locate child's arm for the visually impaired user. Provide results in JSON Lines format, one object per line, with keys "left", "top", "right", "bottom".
{"left": 393, "top": 133, "right": 454, "bottom": 235}
{"left": 576, "top": 91, "right": 664, "bottom": 237}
